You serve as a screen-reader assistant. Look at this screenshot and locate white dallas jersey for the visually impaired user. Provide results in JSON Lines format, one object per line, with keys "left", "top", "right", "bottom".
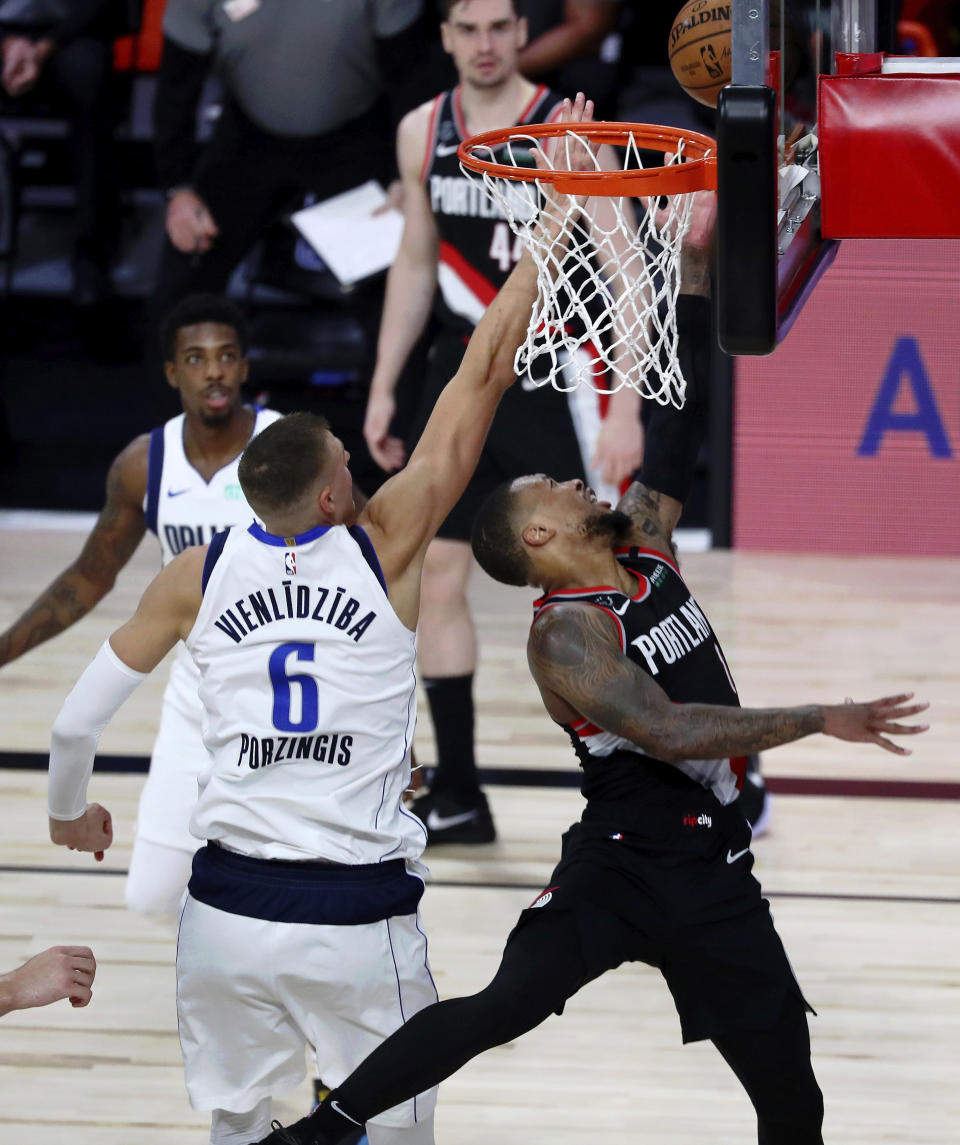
{"left": 186, "top": 521, "right": 425, "bottom": 866}
{"left": 144, "top": 407, "right": 282, "bottom": 723}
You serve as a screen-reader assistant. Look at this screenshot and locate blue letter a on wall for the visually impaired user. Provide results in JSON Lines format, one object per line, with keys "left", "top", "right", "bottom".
{"left": 858, "top": 337, "right": 952, "bottom": 458}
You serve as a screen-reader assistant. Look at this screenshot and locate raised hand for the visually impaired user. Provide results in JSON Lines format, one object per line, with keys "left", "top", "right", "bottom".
{"left": 531, "top": 93, "right": 597, "bottom": 242}
{"left": 533, "top": 91, "right": 597, "bottom": 177}
{"left": 822, "top": 693, "right": 930, "bottom": 755}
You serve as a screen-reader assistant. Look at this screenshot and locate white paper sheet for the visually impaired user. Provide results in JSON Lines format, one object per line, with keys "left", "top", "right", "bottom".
{"left": 291, "top": 181, "right": 403, "bottom": 285}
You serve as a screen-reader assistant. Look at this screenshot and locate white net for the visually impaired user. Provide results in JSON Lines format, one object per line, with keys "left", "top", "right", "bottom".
{"left": 461, "top": 128, "right": 707, "bottom": 407}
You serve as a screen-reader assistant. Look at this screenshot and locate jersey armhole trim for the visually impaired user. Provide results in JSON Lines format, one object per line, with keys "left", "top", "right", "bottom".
{"left": 144, "top": 426, "right": 165, "bottom": 535}
{"left": 348, "top": 525, "right": 388, "bottom": 594}
{"left": 531, "top": 599, "right": 627, "bottom": 653}
{"left": 614, "top": 545, "right": 681, "bottom": 577}
{"left": 420, "top": 94, "right": 444, "bottom": 183}
{"left": 201, "top": 528, "right": 231, "bottom": 596}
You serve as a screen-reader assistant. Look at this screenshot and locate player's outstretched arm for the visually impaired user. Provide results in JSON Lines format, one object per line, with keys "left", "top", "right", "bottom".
{"left": 362, "top": 95, "right": 596, "bottom": 609}
{"left": 48, "top": 546, "right": 205, "bottom": 859}
{"left": 528, "top": 603, "right": 930, "bottom": 760}
{"left": 0, "top": 946, "right": 96, "bottom": 1015}
{"left": 0, "top": 437, "right": 148, "bottom": 668}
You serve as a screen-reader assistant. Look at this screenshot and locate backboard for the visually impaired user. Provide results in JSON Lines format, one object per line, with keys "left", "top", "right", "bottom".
{"left": 716, "top": 0, "right": 888, "bottom": 354}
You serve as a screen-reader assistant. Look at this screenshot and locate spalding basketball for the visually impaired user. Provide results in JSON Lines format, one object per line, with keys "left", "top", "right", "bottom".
{"left": 668, "top": 0, "right": 732, "bottom": 107}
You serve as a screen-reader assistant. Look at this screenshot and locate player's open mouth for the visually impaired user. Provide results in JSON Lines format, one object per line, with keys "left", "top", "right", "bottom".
{"left": 204, "top": 388, "right": 230, "bottom": 411}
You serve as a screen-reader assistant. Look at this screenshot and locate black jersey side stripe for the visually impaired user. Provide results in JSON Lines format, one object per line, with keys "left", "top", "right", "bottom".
{"left": 201, "top": 527, "right": 231, "bottom": 596}
{"left": 144, "top": 425, "right": 164, "bottom": 535}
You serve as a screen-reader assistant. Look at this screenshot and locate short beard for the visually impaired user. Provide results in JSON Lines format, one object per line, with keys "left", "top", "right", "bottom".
{"left": 583, "top": 508, "right": 633, "bottom": 543}
{"left": 198, "top": 405, "right": 234, "bottom": 427}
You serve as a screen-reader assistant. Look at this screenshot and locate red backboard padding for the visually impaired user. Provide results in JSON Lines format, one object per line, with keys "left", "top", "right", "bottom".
{"left": 819, "top": 70, "right": 960, "bottom": 238}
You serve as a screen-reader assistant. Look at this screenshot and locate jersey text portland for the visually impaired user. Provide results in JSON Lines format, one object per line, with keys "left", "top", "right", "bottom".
{"left": 532, "top": 547, "right": 743, "bottom": 806}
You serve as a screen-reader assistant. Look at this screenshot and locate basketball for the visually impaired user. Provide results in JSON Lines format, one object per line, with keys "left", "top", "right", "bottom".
{"left": 668, "top": 0, "right": 732, "bottom": 107}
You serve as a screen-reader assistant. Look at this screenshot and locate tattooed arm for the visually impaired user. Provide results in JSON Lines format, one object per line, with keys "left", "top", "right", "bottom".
{"left": 528, "top": 604, "right": 929, "bottom": 759}
{"left": 0, "top": 436, "right": 149, "bottom": 667}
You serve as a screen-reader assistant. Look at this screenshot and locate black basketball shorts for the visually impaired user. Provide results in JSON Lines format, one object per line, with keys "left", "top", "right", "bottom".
{"left": 508, "top": 794, "right": 814, "bottom": 1044}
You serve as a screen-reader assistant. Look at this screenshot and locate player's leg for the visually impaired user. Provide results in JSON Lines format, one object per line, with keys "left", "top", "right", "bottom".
{"left": 712, "top": 995, "right": 824, "bottom": 1145}
{"left": 177, "top": 894, "right": 312, "bottom": 1120}
{"left": 297, "top": 911, "right": 439, "bottom": 1145}
{"left": 404, "top": 331, "right": 496, "bottom": 843}
{"left": 126, "top": 689, "right": 205, "bottom": 916}
{"left": 210, "top": 1098, "right": 273, "bottom": 1145}
{"left": 125, "top": 836, "right": 195, "bottom": 917}
{"left": 264, "top": 910, "right": 592, "bottom": 1144}
{"left": 365, "top": 1121, "right": 435, "bottom": 1145}
{"left": 418, "top": 537, "right": 476, "bottom": 682}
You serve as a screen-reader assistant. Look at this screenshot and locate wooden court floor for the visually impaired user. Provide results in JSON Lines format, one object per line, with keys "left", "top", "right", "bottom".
{"left": 1, "top": 522, "right": 958, "bottom": 1144}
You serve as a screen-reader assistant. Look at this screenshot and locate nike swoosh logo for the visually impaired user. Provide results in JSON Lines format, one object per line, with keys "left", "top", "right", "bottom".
{"left": 330, "top": 1100, "right": 362, "bottom": 1127}
{"left": 426, "top": 808, "right": 477, "bottom": 832}
{"left": 167, "top": 488, "right": 191, "bottom": 498}
{"left": 610, "top": 598, "right": 631, "bottom": 616}
{"left": 726, "top": 846, "right": 750, "bottom": 864}
{"left": 435, "top": 143, "right": 462, "bottom": 158}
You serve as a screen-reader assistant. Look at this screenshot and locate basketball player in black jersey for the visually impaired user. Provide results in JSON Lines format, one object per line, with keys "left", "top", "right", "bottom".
{"left": 364, "top": 0, "right": 644, "bottom": 844}
{"left": 254, "top": 193, "right": 929, "bottom": 1145}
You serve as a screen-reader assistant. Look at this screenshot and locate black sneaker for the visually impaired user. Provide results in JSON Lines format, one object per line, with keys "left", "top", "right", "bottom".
{"left": 254, "top": 1111, "right": 364, "bottom": 1145}
{"left": 737, "top": 755, "right": 772, "bottom": 837}
{"left": 409, "top": 790, "right": 497, "bottom": 844}
{"left": 254, "top": 1117, "right": 322, "bottom": 1144}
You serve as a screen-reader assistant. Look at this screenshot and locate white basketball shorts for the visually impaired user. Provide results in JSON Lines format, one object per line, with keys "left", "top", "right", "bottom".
{"left": 176, "top": 894, "right": 439, "bottom": 1123}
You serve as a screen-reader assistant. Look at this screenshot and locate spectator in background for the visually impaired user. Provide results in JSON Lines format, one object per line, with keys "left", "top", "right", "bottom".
{"left": 0, "top": 946, "right": 96, "bottom": 1014}
{"left": 363, "top": 0, "right": 642, "bottom": 844}
{"left": 0, "top": 0, "right": 132, "bottom": 306}
{"left": 518, "top": 0, "right": 620, "bottom": 118}
{"left": 151, "top": 0, "right": 432, "bottom": 323}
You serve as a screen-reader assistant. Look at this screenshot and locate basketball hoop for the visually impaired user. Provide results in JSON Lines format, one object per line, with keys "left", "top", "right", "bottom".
{"left": 458, "top": 122, "right": 717, "bottom": 406}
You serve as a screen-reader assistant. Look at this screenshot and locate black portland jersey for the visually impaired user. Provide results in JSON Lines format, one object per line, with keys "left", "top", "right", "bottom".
{"left": 532, "top": 547, "right": 747, "bottom": 806}
{"left": 421, "top": 84, "right": 565, "bottom": 334}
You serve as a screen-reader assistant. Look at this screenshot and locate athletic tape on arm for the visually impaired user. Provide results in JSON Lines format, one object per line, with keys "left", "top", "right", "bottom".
{"left": 48, "top": 640, "right": 147, "bottom": 820}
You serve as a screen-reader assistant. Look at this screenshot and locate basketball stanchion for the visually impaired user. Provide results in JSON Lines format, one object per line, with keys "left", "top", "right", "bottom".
{"left": 457, "top": 121, "right": 717, "bottom": 407}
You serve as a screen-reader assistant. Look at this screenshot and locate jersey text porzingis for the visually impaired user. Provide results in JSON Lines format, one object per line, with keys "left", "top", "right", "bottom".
{"left": 186, "top": 522, "right": 425, "bottom": 866}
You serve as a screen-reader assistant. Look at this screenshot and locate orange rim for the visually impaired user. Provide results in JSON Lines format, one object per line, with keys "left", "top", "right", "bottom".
{"left": 458, "top": 121, "right": 717, "bottom": 197}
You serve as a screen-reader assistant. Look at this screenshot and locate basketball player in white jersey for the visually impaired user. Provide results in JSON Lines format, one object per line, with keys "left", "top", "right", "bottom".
{"left": 44, "top": 95, "right": 596, "bottom": 1145}
{"left": 0, "top": 294, "right": 281, "bottom": 915}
